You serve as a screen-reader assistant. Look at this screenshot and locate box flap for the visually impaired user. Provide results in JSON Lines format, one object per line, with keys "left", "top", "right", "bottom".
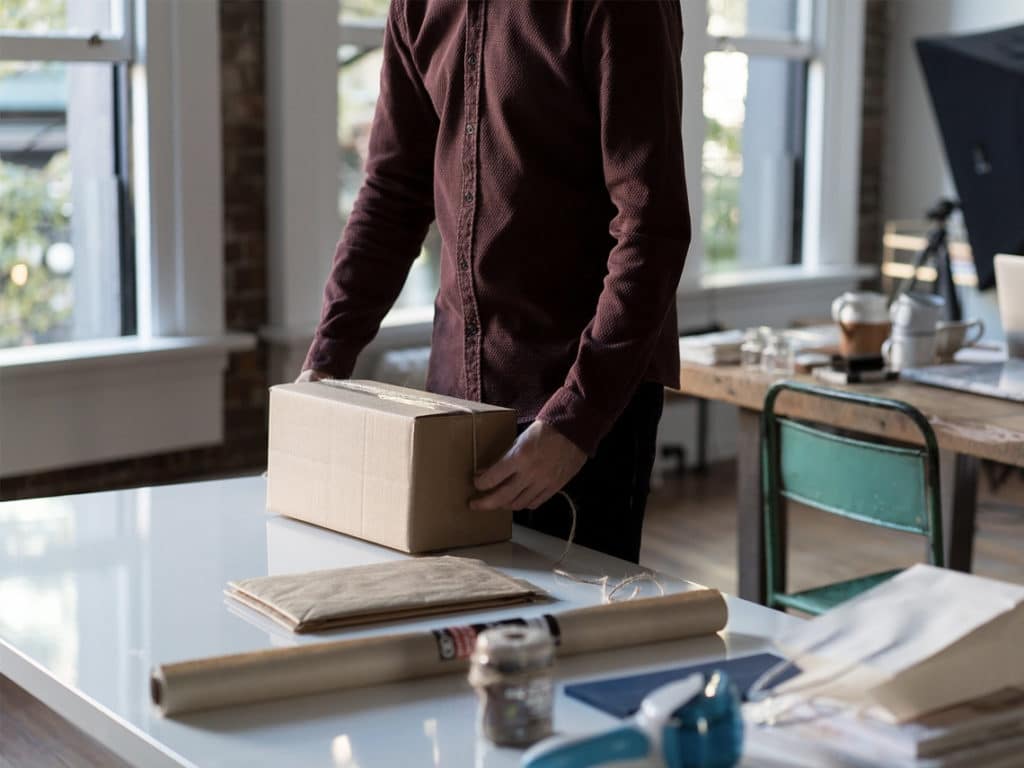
{"left": 270, "top": 380, "right": 514, "bottom": 420}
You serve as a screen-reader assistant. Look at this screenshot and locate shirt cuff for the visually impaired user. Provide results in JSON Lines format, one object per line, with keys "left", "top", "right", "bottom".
{"left": 302, "top": 335, "right": 361, "bottom": 380}
{"left": 536, "top": 386, "right": 610, "bottom": 458}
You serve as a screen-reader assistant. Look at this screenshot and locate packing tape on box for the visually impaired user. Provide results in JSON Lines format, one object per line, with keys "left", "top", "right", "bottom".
{"left": 151, "top": 588, "right": 728, "bottom": 716}
{"left": 319, "top": 379, "right": 482, "bottom": 470}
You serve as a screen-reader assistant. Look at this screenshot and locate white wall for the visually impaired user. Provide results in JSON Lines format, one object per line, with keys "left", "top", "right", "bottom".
{"left": 884, "top": 0, "right": 1024, "bottom": 221}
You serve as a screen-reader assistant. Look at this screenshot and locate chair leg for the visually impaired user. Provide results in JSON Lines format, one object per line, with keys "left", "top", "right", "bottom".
{"left": 940, "top": 451, "right": 978, "bottom": 571}
{"left": 695, "top": 398, "right": 709, "bottom": 474}
{"left": 737, "top": 408, "right": 769, "bottom": 604}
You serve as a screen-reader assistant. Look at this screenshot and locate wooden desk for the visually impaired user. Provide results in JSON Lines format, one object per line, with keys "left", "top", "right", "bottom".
{"left": 676, "top": 362, "right": 1024, "bottom": 603}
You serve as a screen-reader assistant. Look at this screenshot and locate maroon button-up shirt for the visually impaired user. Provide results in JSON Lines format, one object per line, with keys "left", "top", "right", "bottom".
{"left": 305, "top": 0, "right": 690, "bottom": 456}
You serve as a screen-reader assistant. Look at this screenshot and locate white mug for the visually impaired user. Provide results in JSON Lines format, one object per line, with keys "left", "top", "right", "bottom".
{"left": 890, "top": 292, "right": 946, "bottom": 335}
{"left": 935, "top": 319, "right": 985, "bottom": 361}
{"left": 831, "top": 291, "right": 889, "bottom": 326}
{"left": 883, "top": 332, "right": 937, "bottom": 371}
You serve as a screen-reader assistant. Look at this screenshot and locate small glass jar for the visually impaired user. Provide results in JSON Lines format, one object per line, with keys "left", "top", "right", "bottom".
{"left": 761, "top": 333, "right": 795, "bottom": 375}
{"left": 740, "top": 328, "right": 765, "bottom": 370}
{"left": 469, "top": 626, "right": 555, "bottom": 747}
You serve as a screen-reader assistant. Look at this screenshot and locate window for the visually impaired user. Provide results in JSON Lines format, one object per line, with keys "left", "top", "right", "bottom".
{"left": 338, "top": 0, "right": 440, "bottom": 312}
{"left": 699, "top": 0, "right": 812, "bottom": 273}
{"left": 0, "top": 0, "right": 133, "bottom": 348}
{"left": 332, "top": 0, "right": 859, "bottom": 295}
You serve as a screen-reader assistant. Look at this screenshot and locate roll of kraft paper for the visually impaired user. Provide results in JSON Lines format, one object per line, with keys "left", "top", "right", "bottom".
{"left": 152, "top": 588, "right": 727, "bottom": 716}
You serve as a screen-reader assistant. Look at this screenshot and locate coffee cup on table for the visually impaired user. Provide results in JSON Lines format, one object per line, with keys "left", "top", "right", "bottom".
{"left": 890, "top": 292, "right": 945, "bottom": 335}
{"left": 831, "top": 291, "right": 891, "bottom": 359}
{"left": 934, "top": 319, "right": 985, "bottom": 361}
{"left": 883, "top": 332, "right": 938, "bottom": 371}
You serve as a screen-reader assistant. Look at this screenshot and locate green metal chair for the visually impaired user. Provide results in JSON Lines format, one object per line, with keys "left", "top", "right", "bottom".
{"left": 762, "top": 381, "right": 944, "bottom": 615}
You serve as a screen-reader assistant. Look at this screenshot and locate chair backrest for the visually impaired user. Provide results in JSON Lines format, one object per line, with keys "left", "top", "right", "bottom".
{"left": 761, "top": 381, "right": 944, "bottom": 598}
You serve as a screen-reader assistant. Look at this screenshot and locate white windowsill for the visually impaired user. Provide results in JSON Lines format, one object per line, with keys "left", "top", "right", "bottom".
{"left": 0, "top": 333, "right": 257, "bottom": 478}
{"left": 691, "top": 262, "right": 877, "bottom": 295}
{"left": 0, "top": 334, "right": 256, "bottom": 377}
{"left": 260, "top": 263, "right": 874, "bottom": 385}
{"left": 264, "top": 263, "right": 877, "bottom": 339}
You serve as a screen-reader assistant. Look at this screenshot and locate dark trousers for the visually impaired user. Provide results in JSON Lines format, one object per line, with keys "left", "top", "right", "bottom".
{"left": 514, "top": 382, "right": 664, "bottom": 563}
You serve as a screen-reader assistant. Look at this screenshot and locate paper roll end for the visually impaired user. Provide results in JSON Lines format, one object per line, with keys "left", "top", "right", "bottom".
{"left": 150, "top": 669, "right": 166, "bottom": 711}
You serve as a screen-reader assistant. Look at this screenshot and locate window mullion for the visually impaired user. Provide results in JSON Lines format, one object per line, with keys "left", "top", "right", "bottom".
{"left": 0, "top": 34, "right": 131, "bottom": 63}
{"left": 707, "top": 36, "right": 815, "bottom": 60}
{"left": 111, "top": 0, "right": 133, "bottom": 40}
{"left": 339, "top": 20, "right": 386, "bottom": 49}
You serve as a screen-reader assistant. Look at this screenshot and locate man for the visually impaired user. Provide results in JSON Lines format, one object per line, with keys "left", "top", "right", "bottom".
{"left": 301, "top": 0, "right": 689, "bottom": 564}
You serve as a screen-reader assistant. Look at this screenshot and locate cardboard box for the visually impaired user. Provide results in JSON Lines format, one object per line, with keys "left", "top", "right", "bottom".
{"left": 267, "top": 380, "right": 516, "bottom": 553}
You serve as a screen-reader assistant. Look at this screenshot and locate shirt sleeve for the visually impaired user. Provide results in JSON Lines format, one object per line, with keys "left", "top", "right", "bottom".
{"left": 537, "top": 0, "right": 690, "bottom": 456}
{"left": 303, "top": 0, "right": 438, "bottom": 377}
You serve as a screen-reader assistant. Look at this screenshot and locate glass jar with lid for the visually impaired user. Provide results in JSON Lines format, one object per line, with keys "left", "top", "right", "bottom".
{"left": 740, "top": 328, "right": 765, "bottom": 370}
{"left": 760, "top": 332, "right": 795, "bottom": 375}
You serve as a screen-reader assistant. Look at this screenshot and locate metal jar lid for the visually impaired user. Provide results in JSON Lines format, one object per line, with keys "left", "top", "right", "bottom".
{"left": 470, "top": 626, "right": 554, "bottom": 678}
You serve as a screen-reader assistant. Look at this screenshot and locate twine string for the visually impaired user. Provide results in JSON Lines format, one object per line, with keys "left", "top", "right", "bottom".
{"left": 552, "top": 490, "right": 664, "bottom": 604}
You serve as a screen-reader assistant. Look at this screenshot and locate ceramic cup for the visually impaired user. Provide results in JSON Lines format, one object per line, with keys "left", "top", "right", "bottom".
{"left": 831, "top": 291, "right": 891, "bottom": 358}
{"left": 890, "top": 292, "right": 946, "bottom": 335}
{"left": 934, "top": 319, "right": 985, "bottom": 361}
{"left": 882, "top": 331, "right": 937, "bottom": 371}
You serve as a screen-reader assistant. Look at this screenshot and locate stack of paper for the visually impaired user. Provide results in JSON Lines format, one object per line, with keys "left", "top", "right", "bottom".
{"left": 227, "top": 556, "right": 544, "bottom": 633}
{"left": 746, "top": 688, "right": 1024, "bottom": 767}
{"left": 678, "top": 325, "right": 840, "bottom": 367}
{"left": 678, "top": 330, "right": 746, "bottom": 366}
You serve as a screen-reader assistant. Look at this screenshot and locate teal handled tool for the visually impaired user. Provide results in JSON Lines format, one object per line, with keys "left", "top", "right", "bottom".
{"left": 521, "top": 671, "right": 743, "bottom": 768}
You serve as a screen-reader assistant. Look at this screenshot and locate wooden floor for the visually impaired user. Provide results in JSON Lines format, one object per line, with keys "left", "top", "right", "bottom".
{"left": 641, "top": 460, "right": 1024, "bottom": 594}
{"left": 0, "top": 674, "right": 130, "bottom": 768}
{"left": 2, "top": 461, "right": 1022, "bottom": 767}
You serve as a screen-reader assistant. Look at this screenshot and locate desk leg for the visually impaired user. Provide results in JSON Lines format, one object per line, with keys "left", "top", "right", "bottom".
{"left": 940, "top": 451, "right": 978, "bottom": 572}
{"left": 737, "top": 407, "right": 774, "bottom": 604}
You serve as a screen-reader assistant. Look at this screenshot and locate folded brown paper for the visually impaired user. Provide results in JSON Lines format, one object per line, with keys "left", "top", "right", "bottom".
{"left": 152, "top": 589, "right": 728, "bottom": 716}
{"left": 267, "top": 380, "right": 517, "bottom": 553}
{"left": 226, "top": 556, "right": 545, "bottom": 633}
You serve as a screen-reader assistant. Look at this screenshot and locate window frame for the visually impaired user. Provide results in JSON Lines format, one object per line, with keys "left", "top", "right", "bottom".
{"left": 0, "top": 0, "right": 253, "bottom": 478}
{"left": 0, "top": 2, "right": 135, "bottom": 345}
{"left": 0, "top": 0, "right": 230, "bottom": 344}
{"left": 679, "top": 0, "right": 866, "bottom": 285}
{"left": 330, "top": 0, "right": 866, "bottom": 284}
{"left": 0, "top": 33, "right": 133, "bottom": 62}
{"left": 339, "top": 17, "right": 386, "bottom": 49}
{"left": 263, "top": 0, "right": 871, "bottom": 386}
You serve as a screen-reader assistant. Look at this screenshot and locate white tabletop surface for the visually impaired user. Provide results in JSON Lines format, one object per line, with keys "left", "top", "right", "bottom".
{"left": 0, "top": 476, "right": 804, "bottom": 768}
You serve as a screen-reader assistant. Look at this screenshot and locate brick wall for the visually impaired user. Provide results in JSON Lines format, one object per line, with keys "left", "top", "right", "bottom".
{"left": 858, "top": 0, "right": 889, "bottom": 269}
{"left": 0, "top": 0, "right": 269, "bottom": 501}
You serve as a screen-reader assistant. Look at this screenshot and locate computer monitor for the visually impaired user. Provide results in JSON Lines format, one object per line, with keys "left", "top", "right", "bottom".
{"left": 917, "top": 24, "right": 1024, "bottom": 291}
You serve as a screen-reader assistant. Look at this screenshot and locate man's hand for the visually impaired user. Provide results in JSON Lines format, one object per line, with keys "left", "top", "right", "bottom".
{"left": 471, "top": 421, "right": 586, "bottom": 513}
{"left": 295, "top": 369, "right": 331, "bottom": 383}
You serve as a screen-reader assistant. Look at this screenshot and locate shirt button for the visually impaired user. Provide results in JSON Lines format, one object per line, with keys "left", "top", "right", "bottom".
{"left": 467, "top": 53, "right": 477, "bottom": 66}
{"left": 465, "top": 123, "right": 475, "bottom": 135}
{"left": 463, "top": 191, "right": 474, "bottom": 203}
{"left": 458, "top": 257, "right": 468, "bottom": 270}
{"left": 466, "top": 322, "right": 478, "bottom": 337}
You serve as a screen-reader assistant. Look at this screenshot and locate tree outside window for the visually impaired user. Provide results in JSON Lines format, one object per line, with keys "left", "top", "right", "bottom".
{"left": 1, "top": 0, "right": 125, "bottom": 349}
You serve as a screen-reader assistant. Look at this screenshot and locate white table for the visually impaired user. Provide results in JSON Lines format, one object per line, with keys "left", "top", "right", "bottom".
{"left": 0, "top": 477, "right": 803, "bottom": 768}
